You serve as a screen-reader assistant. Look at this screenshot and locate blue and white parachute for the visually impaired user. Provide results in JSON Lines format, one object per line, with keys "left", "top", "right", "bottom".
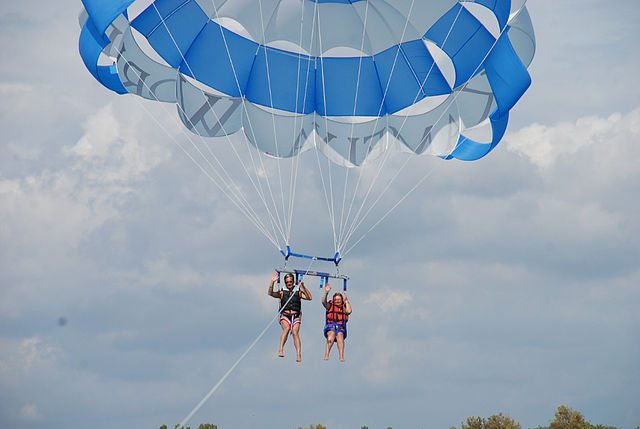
{"left": 79, "top": 0, "right": 535, "bottom": 255}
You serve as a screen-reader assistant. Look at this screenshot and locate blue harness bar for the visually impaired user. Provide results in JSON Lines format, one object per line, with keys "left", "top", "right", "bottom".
{"left": 277, "top": 246, "right": 348, "bottom": 290}
{"left": 280, "top": 245, "right": 342, "bottom": 266}
{"left": 276, "top": 268, "right": 349, "bottom": 291}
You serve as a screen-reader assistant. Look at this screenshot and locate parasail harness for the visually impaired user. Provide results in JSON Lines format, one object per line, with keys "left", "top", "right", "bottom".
{"left": 275, "top": 245, "right": 349, "bottom": 291}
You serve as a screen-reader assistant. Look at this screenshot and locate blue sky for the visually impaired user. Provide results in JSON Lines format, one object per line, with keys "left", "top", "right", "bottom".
{"left": 1, "top": 1, "right": 639, "bottom": 429}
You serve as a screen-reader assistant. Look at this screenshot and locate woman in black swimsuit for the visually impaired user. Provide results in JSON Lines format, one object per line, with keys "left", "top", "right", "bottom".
{"left": 267, "top": 272, "right": 312, "bottom": 362}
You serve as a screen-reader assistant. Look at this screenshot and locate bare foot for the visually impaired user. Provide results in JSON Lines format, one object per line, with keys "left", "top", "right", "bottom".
{"left": 324, "top": 355, "right": 329, "bottom": 360}
{"left": 278, "top": 351, "right": 284, "bottom": 357}
{"left": 296, "top": 355, "right": 302, "bottom": 362}
{"left": 339, "top": 357, "right": 345, "bottom": 362}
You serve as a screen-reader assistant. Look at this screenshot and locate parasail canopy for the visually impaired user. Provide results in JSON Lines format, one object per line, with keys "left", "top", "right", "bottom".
{"left": 79, "top": 0, "right": 535, "bottom": 258}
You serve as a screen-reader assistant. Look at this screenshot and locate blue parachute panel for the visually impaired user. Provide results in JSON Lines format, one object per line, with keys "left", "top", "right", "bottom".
{"left": 316, "top": 56, "right": 384, "bottom": 117}
{"left": 400, "top": 40, "right": 451, "bottom": 97}
{"left": 476, "top": 0, "right": 511, "bottom": 30}
{"left": 181, "top": 21, "right": 258, "bottom": 98}
{"left": 447, "top": 29, "right": 530, "bottom": 161}
{"left": 484, "top": 32, "right": 532, "bottom": 117}
{"left": 446, "top": 110, "right": 509, "bottom": 161}
{"left": 81, "top": 0, "right": 135, "bottom": 36}
{"left": 78, "top": 14, "right": 127, "bottom": 94}
{"left": 426, "top": 4, "right": 496, "bottom": 88}
{"left": 132, "top": 0, "right": 209, "bottom": 68}
{"left": 374, "top": 40, "right": 451, "bottom": 114}
{"left": 246, "top": 47, "right": 316, "bottom": 114}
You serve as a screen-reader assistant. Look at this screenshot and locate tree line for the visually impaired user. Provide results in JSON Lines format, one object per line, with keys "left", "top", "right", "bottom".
{"left": 161, "top": 405, "right": 639, "bottom": 429}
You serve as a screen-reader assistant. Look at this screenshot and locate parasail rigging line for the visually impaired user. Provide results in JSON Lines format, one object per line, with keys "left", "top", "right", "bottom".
{"left": 340, "top": 4, "right": 472, "bottom": 250}
{"left": 338, "top": 2, "right": 462, "bottom": 251}
{"left": 154, "top": 1, "right": 291, "bottom": 246}
{"left": 206, "top": 0, "right": 295, "bottom": 246}
{"left": 337, "top": 0, "right": 444, "bottom": 252}
{"left": 342, "top": 2, "right": 526, "bottom": 255}
{"left": 144, "top": 3, "right": 287, "bottom": 245}
{"left": 254, "top": 0, "right": 315, "bottom": 249}
{"left": 341, "top": 8, "right": 481, "bottom": 252}
{"left": 284, "top": 0, "right": 318, "bottom": 247}
{"left": 314, "top": 8, "right": 340, "bottom": 254}
{"left": 150, "top": 2, "right": 292, "bottom": 247}
{"left": 108, "top": 39, "right": 283, "bottom": 250}
{"left": 336, "top": 0, "right": 419, "bottom": 252}
{"left": 257, "top": 0, "right": 290, "bottom": 242}
{"left": 337, "top": 0, "right": 371, "bottom": 250}
{"left": 343, "top": 161, "right": 440, "bottom": 258}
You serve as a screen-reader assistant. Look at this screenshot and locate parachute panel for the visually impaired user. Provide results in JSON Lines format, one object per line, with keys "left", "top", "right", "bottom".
{"left": 176, "top": 74, "right": 243, "bottom": 138}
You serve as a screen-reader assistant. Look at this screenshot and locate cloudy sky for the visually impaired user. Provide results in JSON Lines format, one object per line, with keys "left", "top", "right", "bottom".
{"left": 1, "top": 1, "right": 639, "bottom": 429}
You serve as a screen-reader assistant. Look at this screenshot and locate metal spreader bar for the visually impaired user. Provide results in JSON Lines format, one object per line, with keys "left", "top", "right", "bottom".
{"left": 275, "top": 268, "right": 349, "bottom": 291}
{"left": 280, "top": 245, "right": 342, "bottom": 266}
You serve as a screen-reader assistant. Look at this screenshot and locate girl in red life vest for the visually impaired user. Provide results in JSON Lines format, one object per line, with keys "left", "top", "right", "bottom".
{"left": 322, "top": 283, "right": 352, "bottom": 362}
{"left": 268, "top": 272, "right": 312, "bottom": 362}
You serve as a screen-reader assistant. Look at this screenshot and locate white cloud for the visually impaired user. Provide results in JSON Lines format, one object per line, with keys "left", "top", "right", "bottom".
{"left": 70, "top": 105, "right": 121, "bottom": 160}
{"left": 359, "top": 325, "right": 397, "bottom": 384}
{"left": 0, "top": 337, "right": 60, "bottom": 391}
{"left": 359, "top": 324, "right": 428, "bottom": 386}
{"left": 69, "top": 103, "right": 172, "bottom": 183}
{"left": 505, "top": 108, "right": 640, "bottom": 169}
{"left": 19, "top": 337, "right": 58, "bottom": 372}
{"left": 19, "top": 404, "right": 43, "bottom": 421}
{"left": 0, "top": 102, "right": 171, "bottom": 253}
{"left": 364, "top": 289, "right": 412, "bottom": 312}
{"left": 0, "top": 83, "right": 37, "bottom": 114}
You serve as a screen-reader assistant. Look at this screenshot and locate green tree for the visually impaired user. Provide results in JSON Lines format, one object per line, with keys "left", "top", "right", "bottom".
{"left": 296, "top": 425, "right": 326, "bottom": 429}
{"left": 461, "top": 413, "right": 521, "bottom": 429}
{"left": 486, "top": 413, "right": 521, "bottom": 429}
{"left": 158, "top": 424, "right": 217, "bottom": 429}
{"left": 550, "top": 406, "right": 590, "bottom": 429}
{"left": 463, "top": 416, "right": 485, "bottom": 429}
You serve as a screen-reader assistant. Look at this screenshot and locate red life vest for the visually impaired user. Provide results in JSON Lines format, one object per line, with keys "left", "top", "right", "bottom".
{"left": 326, "top": 300, "right": 348, "bottom": 324}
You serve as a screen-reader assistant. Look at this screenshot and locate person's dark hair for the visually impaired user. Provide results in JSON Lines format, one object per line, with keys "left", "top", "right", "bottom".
{"left": 284, "top": 273, "right": 295, "bottom": 283}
